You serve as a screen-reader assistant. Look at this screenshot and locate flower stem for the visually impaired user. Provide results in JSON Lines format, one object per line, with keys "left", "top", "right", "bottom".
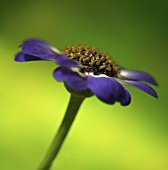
{"left": 39, "top": 94, "right": 85, "bottom": 170}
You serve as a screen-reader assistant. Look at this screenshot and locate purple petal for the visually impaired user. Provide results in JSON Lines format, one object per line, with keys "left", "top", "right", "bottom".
{"left": 120, "top": 80, "right": 158, "bottom": 98}
{"left": 55, "top": 54, "right": 78, "bottom": 68}
{"left": 86, "top": 76, "right": 125, "bottom": 104}
{"left": 15, "top": 52, "right": 78, "bottom": 68}
{"left": 15, "top": 52, "right": 43, "bottom": 62}
{"left": 120, "top": 86, "right": 131, "bottom": 106}
{"left": 21, "top": 39, "right": 60, "bottom": 58}
{"left": 17, "top": 39, "right": 78, "bottom": 67}
{"left": 53, "top": 67, "right": 88, "bottom": 91}
{"left": 120, "top": 69, "right": 157, "bottom": 85}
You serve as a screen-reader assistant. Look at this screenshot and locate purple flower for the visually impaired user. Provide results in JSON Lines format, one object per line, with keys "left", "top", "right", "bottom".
{"left": 15, "top": 39, "right": 158, "bottom": 106}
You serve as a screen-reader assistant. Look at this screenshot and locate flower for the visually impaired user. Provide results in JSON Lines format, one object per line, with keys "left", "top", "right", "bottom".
{"left": 15, "top": 39, "right": 158, "bottom": 106}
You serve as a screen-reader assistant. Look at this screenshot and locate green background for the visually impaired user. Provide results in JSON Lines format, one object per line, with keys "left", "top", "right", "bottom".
{"left": 0, "top": 0, "right": 167, "bottom": 169}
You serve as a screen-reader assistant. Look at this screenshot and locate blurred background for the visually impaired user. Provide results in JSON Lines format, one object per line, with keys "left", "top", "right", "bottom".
{"left": 0, "top": 0, "right": 168, "bottom": 169}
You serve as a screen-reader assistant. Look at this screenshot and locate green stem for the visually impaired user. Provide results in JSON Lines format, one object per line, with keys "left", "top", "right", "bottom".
{"left": 39, "top": 94, "right": 85, "bottom": 170}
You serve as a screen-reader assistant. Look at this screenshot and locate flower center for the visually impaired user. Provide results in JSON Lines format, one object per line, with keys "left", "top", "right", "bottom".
{"left": 62, "top": 45, "right": 119, "bottom": 77}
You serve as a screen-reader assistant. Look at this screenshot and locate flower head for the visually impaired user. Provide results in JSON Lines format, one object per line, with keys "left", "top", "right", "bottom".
{"left": 15, "top": 39, "right": 158, "bottom": 106}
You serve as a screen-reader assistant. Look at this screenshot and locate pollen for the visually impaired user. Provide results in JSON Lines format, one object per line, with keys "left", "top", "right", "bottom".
{"left": 62, "top": 45, "right": 119, "bottom": 77}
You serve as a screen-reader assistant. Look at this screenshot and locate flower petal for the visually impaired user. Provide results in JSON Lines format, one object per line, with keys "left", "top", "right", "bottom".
{"left": 86, "top": 75, "right": 125, "bottom": 104}
{"left": 21, "top": 39, "right": 60, "bottom": 58}
{"left": 16, "top": 39, "right": 79, "bottom": 67}
{"left": 55, "top": 54, "right": 78, "bottom": 68}
{"left": 119, "top": 69, "right": 157, "bottom": 85}
{"left": 120, "top": 80, "right": 158, "bottom": 98}
{"left": 120, "top": 86, "right": 131, "bottom": 106}
{"left": 15, "top": 52, "right": 43, "bottom": 62}
{"left": 53, "top": 67, "right": 88, "bottom": 91}
{"left": 15, "top": 52, "right": 78, "bottom": 68}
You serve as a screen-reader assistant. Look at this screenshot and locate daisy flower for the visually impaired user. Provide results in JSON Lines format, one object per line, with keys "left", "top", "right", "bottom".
{"left": 15, "top": 39, "right": 158, "bottom": 169}
{"left": 15, "top": 39, "right": 157, "bottom": 106}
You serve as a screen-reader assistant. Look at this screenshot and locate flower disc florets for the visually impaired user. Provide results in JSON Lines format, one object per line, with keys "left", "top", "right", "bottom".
{"left": 62, "top": 46, "right": 119, "bottom": 77}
